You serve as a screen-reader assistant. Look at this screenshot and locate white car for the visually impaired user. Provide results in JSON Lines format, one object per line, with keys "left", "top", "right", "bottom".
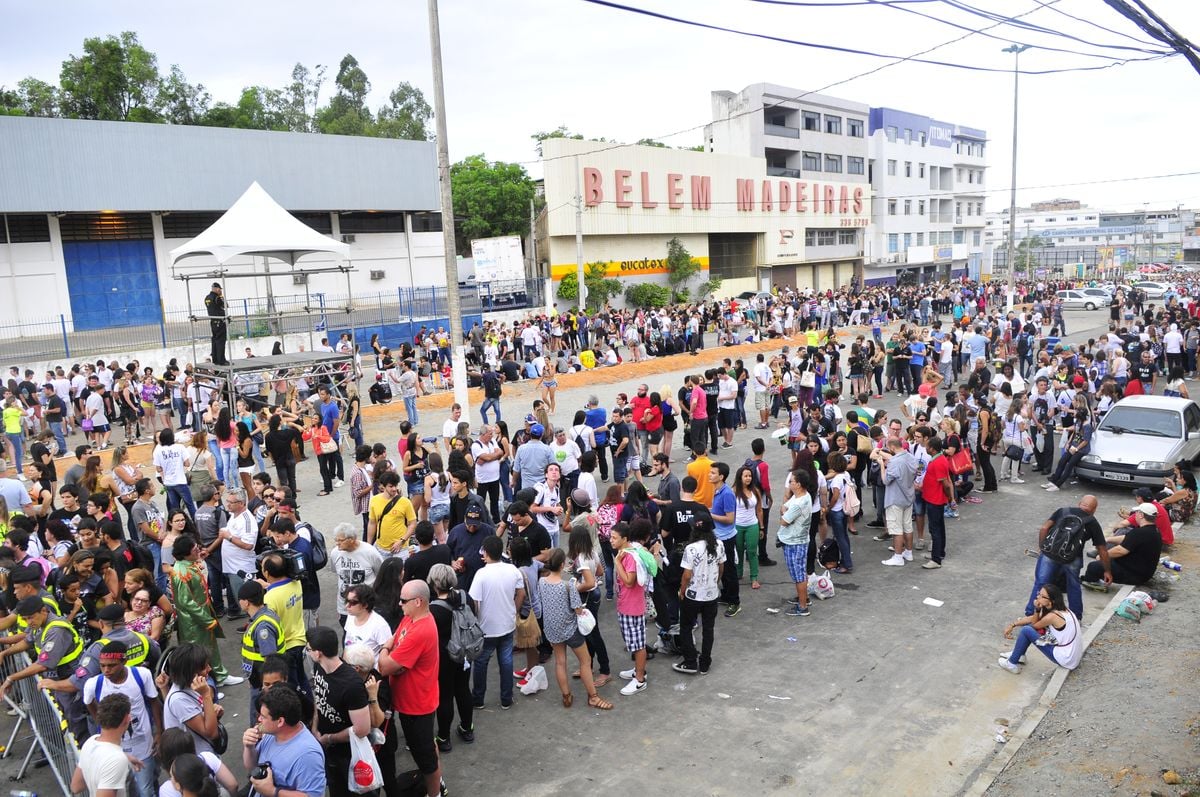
{"left": 1128, "top": 280, "right": 1173, "bottom": 299}
{"left": 1077, "top": 395, "right": 1200, "bottom": 487}
{"left": 1055, "top": 289, "right": 1109, "bottom": 310}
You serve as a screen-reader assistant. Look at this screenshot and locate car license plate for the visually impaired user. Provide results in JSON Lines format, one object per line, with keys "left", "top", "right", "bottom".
{"left": 1102, "top": 471, "right": 1132, "bottom": 482}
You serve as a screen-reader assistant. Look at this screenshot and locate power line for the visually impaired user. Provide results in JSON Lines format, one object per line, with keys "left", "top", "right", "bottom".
{"left": 935, "top": 0, "right": 1165, "bottom": 53}
{"left": 1025, "top": 0, "right": 1163, "bottom": 47}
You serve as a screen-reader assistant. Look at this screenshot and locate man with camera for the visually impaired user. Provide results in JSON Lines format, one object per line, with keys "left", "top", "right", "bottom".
{"left": 259, "top": 551, "right": 309, "bottom": 697}
{"left": 243, "top": 683, "right": 326, "bottom": 797}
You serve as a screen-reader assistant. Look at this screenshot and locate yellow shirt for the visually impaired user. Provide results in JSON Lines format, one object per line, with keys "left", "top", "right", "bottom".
{"left": 2, "top": 406, "right": 22, "bottom": 435}
{"left": 370, "top": 492, "right": 416, "bottom": 550}
{"left": 263, "top": 578, "right": 305, "bottom": 651}
{"left": 687, "top": 455, "right": 715, "bottom": 508}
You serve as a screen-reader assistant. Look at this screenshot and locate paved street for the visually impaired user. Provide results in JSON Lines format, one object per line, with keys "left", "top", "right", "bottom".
{"left": 0, "top": 309, "right": 1150, "bottom": 796}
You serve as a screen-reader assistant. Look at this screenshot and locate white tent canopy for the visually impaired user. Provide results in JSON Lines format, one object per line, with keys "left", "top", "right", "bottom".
{"left": 169, "top": 181, "right": 349, "bottom": 268}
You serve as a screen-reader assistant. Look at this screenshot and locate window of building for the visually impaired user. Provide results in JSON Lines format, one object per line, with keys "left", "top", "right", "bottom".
{"left": 904, "top": 128, "right": 912, "bottom": 143}
{"left": 1045, "top": 217, "right": 1056, "bottom": 222}
{"left": 848, "top": 156, "right": 864, "bottom": 175}
{"left": 708, "top": 233, "right": 757, "bottom": 279}
{"left": 918, "top": 163, "right": 925, "bottom": 178}
{"left": 904, "top": 161, "right": 912, "bottom": 177}
{"left": 1067, "top": 216, "right": 1078, "bottom": 221}
{"left": 1085, "top": 215, "right": 1096, "bottom": 220}
{"left": 292, "top": 212, "right": 334, "bottom": 234}
{"left": 976, "top": 202, "right": 983, "bottom": 216}
{"left": 1092, "top": 236, "right": 1100, "bottom": 241}
{"left": 407, "top": 211, "right": 443, "bottom": 232}
{"left": 824, "top": 154, "right": 842, "bottom": 173}
{"left": 903, "top": 200, "right": 912, "bottom": 216}
{"left": 1118, "top": 235, "right": 1126, "bottom": 241}
{"left": 2, "top": 214, "right": 51, "bottom": 244}
{"left": 161, "top": 212, "right": 223, "bottom": 239}
{"left": 916, "top": 232, "right": 925, "bottom": 246}
{"left": 339, "top": 211, "right": 407, "bottom": 233}
{"left": 886, "top": 126, "right": 897, "bottom": 142}
{"left": 888, "top": 199, "right": 897, "bottom": 216}
{"left": 903, "top": 233, "right": 912, "bottom": 249}
{"left": 887, "top": 159, "right": 897, "bottom": 176}
{"left": 837, "top": 229, "right": 857, "bottom": 245}
{"left": 954, "top": 230, "right": 965, "bottom": 244}
{"left": 802, "top": 111, "right": 821, "bottom": 131}
{"left": 804, "top": 229, "right": 837, "bottom": 246}
{"left": 825, "top": 115, "right": 842, "bottom": 134}
{"left": 919, "top": 131, "right": 927, "bottom": 147}
{"left": 973, "top": 231, "right": 982, "bottom": 247}
{"left": 58, "top": 213, "right": 154, "bottom": 241}
{"left": 918, "top": 200, "right": 926, "bottom": 216}
{"left": 888, "top": 233, "right": 899, "bottom": 253}
{"left": 802, "top": 151, "right": 822, "bottom": 171}
{"left": 848, "top": 118, "right": 864, "bottom": 137}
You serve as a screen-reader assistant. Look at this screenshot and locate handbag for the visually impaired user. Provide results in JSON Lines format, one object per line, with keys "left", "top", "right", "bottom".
{"left": 799, "top": 370, "right": 816, "bottom": 389}
{"left": 577, "top": 607, "right": 596, "bottom": 636}
{"left": 81, "top": 418, "right": 94, "bottom": 432}
{"left": 1004, "top": 444, "right": 1024, "bottom": 461}
{"left": 514, "top": 574, "right": 542, "bottom": 649}
{"left": 948, "top": 448, "right": 973, "bottom": 475}
{"left": 348, "top": 730, "right": 384, "bottom": 793}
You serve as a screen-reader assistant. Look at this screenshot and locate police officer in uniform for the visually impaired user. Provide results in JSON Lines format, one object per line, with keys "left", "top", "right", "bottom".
{"left": 204, "top": 281, "right": 228, "bottom": 365}
{"left": 0, "top": 565, "right": 59, "bottom": 639}
{"left": 66, "top": 603, "right": 161, "bottom": 695}
{"left": 237, "top": 581, "right": 283, "bottom": 712}
{"left": 0, "top": 596, "right": 87, "bottom": 738}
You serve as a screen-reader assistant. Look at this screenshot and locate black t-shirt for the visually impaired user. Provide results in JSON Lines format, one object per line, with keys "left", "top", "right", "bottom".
{"left": 265, "top": 428, "right": 298, "bottom": 462}
{"left": 482, "top": 371, "right": 502, "bottom": 399}
{"left": 500, "top": 360, "right": 521, "bottom": 382}
{"left": 611, "top": 420, "right": 630, "bottom": 456}
{"left": 703, "top": 381, "right": 719, "bottom": 415}
{"left": 48, "top": 507, "right": 82, "bottom": 534}
{"left": 515, "top": 520, "right": 551, "bottom": 559}
{"left": 659, "top": 499, "right": 713, "bottom": 547}
{"left": 1134, "top": 362, "right": 1155, "bottom": 383}
{"left": 44, "top": 395, "right": 67, "bottom": 424}
{"left": 403, "top": 545, "right": 452, "bottom": 584}
{"left": 1045, "top": 507, "right": 1105, "bottom": 552}
{"left": 312, "top": 661, "right": 369, "bottom": 738}
{"left": 1117, "top": 524, "right": 1163, "bottom": 583}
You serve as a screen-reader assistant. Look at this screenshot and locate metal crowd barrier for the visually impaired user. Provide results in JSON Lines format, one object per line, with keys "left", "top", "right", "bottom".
{"left": 0, "top": 651, "right": 84, "bottom": 796}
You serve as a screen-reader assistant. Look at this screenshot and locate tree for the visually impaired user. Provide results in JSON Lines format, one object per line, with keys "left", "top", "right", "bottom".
{"left": 315, "top": 54, "right": 372, "bottom": 136}
{"left": 557, "top": 262, "right": 621, "bottom": 312}
{"left": 156, "top": 65, "right": 209, "bottom": 125}
{"left": 1013, "top": 235, "right": 1046, "bottom": 273}
{"left": 58, "top": 31, "right": 161, "bottom": 121}
{"left": 666, "top": 237, "right": 702, "bottom": 300}
{"left": 202, "top": 86, "right": 290, "bottom": 131}
{"left": 696, "top": 278, "right": 723, "bottom": 300}
{"left": 625, "top": 283, "right": 672, "bottom": 308}
{"left": 16, "top": 78, "right": 60, "bottom": 117}
{"left": 635, "top": 138, "right": 668, "bottom": 148}
{"left": 373, "top": 82, "right": 432, "bottom": 140}
{"left": 449, "top": 155, "right": 537, "bottom": 254}
{"left": 282, "top": 63, "right": 325, "bottom": 133}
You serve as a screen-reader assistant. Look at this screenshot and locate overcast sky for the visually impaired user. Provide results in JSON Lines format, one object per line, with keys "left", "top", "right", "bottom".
{"left": 3, "top": 0, "right": 1197, "bottom": 213}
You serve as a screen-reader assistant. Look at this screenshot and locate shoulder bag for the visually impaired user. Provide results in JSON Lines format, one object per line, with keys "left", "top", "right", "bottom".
{"left": 514, "top": 573, "right": 542, "bottom": 649}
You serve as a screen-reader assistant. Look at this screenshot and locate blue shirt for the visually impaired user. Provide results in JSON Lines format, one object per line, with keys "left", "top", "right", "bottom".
{"left": 909, "top": 341, "right": 926, "bottom": 367}
{"left": 585, "top": 408, "right": 609, "bottom": 445}
{"left": 711, "top": 484, "right": 736, "bottom": 541}
{"left": 253, "top": 726, "right": 326, "bottom": 797}
{"left": 319, "top": 400, "right": 340, "bottom": 441}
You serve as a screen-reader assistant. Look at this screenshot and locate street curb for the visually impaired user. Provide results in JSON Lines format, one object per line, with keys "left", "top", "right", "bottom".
{"left": 960, "top": 583, "right": 1134, "bottom": 797}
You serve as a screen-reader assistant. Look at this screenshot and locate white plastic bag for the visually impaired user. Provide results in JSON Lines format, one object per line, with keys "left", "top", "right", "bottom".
{"left": 519, "top": 665, "right": 548, "bottom": 695}
{"left": 348, "top": 731, "right": 383, "bottom": 793}
{"left": 576, "top": 608, "right": 596, "bottom": 636}
{"left": 808, "top": 569, "right": 836, "bottom": 600}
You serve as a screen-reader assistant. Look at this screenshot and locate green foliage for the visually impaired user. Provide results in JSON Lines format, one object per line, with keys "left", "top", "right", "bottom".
{"left": 373, "top": 82, "right": 431, "bottom": 140}
{"left": 1013, "top": 236, "right": 1046, "bottom": 272}
{"left": 58, "top": 31, "right": 161, "bottom": 121}
{"left": 625, "top": 283, "right": 672, "bottom": 308}
{"left": 315, "top": 54, "right": 372, "bottom": 136}
{"left": 156, "top": 65, "right": 209, "bottom": 125}
{"left": 635, "top": 138, "right": 667, "bottom": 148}
{"left": 450, "top": 155, "right": 537, "bottom": 254}
{"left": 666, "top": 237, "right": 702, "bottom": 290}
{"left": 696, "top": 278, "right": 722, "bottom": 300}
{"left": 556, "top": 262, "right": 620, "bottom": 312}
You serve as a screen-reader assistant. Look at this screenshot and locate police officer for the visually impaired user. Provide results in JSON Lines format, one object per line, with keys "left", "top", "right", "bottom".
{"left": 238, "top": 581, "right": 283, "bottom": 713}
{"left": 0, "top": 565, "right": 59, "bottom": 639}
{"left": 0, "top": 596, "right": 87, "bottom": 738}
{"left": 67, "top": 603, "right": 161, "bottom": 693}
{"left": 204, "top": 281, "right": 228, "bottom": 365}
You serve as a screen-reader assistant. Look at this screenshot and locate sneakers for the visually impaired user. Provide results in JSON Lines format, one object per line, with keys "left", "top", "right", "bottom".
{"left": 915, "top": 539, "right": 927, "bottom": 550}
{"left": 882, "top": 554, "right": 905, "bottom": 567}
{"left": 1011, "top": 478, "right": 1025, "bottom": 485}
{"left": 1082, "top": 580, "right": 1109, "bottom": 592}
{"left": 866, "top": 520, "right": 886, "bottom": 529}
{"left": 921, "top": 560, "right": 942, "bottom": 569}
{"left": 944, "top": 508, "right": 959, "bottom": 518}
{"left": 723, "top": 604, "right": 741, "bottom": 618}
{"left": 872, "top": 532, "right": 891, "bottom": 542}
{"left": 513, "top": 668, "right": 528, "bottom": 679}
{"left": 1000, "top": 650, "right": 1027, "bottom": 664}
{"left": 785, "top": 605, "right": 811, "bottom": 616}
{"left": 456, "top": 725, "right": 475, "bottom": 743}
{"left": 500, "top": 700, "right": 513, "bottom": 710}
{"left": 672, "top": 661, "right": 699, "bottom": 674}
{"left": 759, "top": 557, "right": 778, "bottom": 567}
{"left": 216, "top": 675, "right": 244, "bottom": 687}
{"left": 1044, "top": 483, "right": 1060, "bottom": 492}
{"left": 620, "top": 678, "right": 648, "bottom": 695}
{"left": 996, "top": 657, "right": 1021, "bottom": 674}
{"left": 901, "top": 549, "right": 913, "bottom": 562}
{"left": 618, "top": 668, "right": 638, "bottom": 680}
{"left": 436, "top": 736, "right": 452, "bottom": 753}
{"left": 332, "top": 478, "right": 345, "bottom": 488}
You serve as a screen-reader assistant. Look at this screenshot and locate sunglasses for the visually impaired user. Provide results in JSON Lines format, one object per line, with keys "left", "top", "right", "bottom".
{"left": 345, "top": 599, "right": 360, "bottom": 607}
{"left": 399, "top": 597, "right": 420, "bottom": 605}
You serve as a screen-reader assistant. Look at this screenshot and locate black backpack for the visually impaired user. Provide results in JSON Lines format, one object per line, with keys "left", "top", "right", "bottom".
{"left": 817, "top": 538, "right": 841, "bottom": 569}
{"left": 1040, "top": 513, "right": 1086, "bottom": 564}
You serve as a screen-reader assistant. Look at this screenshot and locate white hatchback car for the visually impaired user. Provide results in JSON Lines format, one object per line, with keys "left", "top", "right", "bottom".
{"left": 1055, "top": 289, "right": 1109, "bottom": 310}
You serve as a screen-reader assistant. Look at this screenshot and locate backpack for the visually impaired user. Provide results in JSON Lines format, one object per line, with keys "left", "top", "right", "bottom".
{"left": 853, "top": 425, "right": 871, "bottom": 454}
{"left": 91, "top": 665, "right": 146, "bottom": 702}
{"left": 839, "top": 475, "right": 861, "bottom": 518}
{"left": 742, "top": 458, "right": 764, "bottom": 493}
{"left": 984, "top": 407, "right": 1003, "bottom": 449}
{"left": 1040, "top": 512, "right": 1087, "bottom": 564}
{"left": 431, "top": 591, "right": 485, "bottom": 664}
{"left": 127, "top": 541, "right": 156, "bottom": 574}
{"left": 817, "top": 538, "right": 841, "bottom": 569}
{"left": 296, "top": 522, "right": 328, "bottom": 570}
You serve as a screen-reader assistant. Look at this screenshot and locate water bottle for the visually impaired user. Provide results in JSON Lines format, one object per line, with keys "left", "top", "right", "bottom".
{"left": 11, "top": 790, "right": 38, "bottom": 797}
{"left": 1160, "top": 557, "right": 1182, "bottom": 572}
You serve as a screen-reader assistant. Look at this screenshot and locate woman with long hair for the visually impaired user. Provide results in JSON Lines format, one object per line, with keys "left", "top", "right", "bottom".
{"left": 110, "top": 445, "right": 141, "bottom": 538}
{"left": 159, "top": 509, "right": 195, "bottom": 592}
{"left": 496, "top": 420, "right": 515, "bottom": 503}
{"left": 156, "top": 728, "right": 239, "bottom": 797}
{"left": 732, "top": 465, "right": 765, "bottom": 590}
{"left": 373, "top": 556, "right": 406, "bottom": 631}
{"left": 536, "top": 549, "right": 612, "bottom": 710}
{"left": 658, "top": 385, "right": 677, "bottom": 458}
{"left": 998, "top": 395, "right": 1028, "bottom": 484}
{"left": 168, "top": 753, "right": 221, "bottom": 797}
{"left": 617, "top": 480, "right": 658, "bottom": 532}
{"left": 424, "top": 451, "right": 452, "bottom": 543}
{"left": 117, "top": 376, "right": 140, "bottom": 443}
{"left": 162, "top": 642, "right": 222, "bottom": 754}
{"left": 675, "top": 509, "right": 725, "bottom": 673}
{"left": 403, "top": 432, "right": 430, "bottom": 520}
{"left": 213, "top": 407, "right": 238, "bottom": 487}
{"left": 999, "top": 582, "right": 1082, "bottom": 673}
{"left": 567, "top": 525, "right": 611, "bottom": 687}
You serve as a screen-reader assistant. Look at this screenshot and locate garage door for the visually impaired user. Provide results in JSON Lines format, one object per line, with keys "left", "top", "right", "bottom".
{"left": 63, "top": 240, "right": 163, "bottom": 331}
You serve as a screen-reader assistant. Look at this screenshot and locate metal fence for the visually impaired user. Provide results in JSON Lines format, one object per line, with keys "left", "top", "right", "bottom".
{"left": 0, "top": 278, "right": 545, "bottom": 364}
{"left": 0, "top": 650, "right": 83, "bottom": 796}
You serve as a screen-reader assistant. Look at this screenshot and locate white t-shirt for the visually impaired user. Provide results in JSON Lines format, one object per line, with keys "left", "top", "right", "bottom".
{"left": 533, "top": 481, "right": 562, "bottom": 537}
{"left": 468, "top": 562, "right": 523, "bottom": 637}
{"left": 752, "top": 362, "right": 771, "bottom": 393}
{"left": 576, "top": 471, "right": 598, "bottom": 507}
{"left": 220, "top": 509, "right": 258, "bottom": 576}
{"left": 85, "top": 392, "right": 108, "bottom": 426}
{"left": 153, "top": 444, "right": 191, "bottom": 486}
{"left": 548, "top": 440, "right": 581, "bottom": 475}
{"left": 681, "top": 539, "right": 726, "bottom": 602}
{"left": 717, "top": 376, "right": 737, "bottom": 410}
{"left": 78, "top": 735, "right": 130, "bottom": 796}
{"left": 442, "top": 417, "right": 461, "bottom": 440}
{"left": 733, "top": 491, "right": 759, "bottom": 527}
{"left": 471, "top": 439, "right": 502, "bottom": 483}
{"left": 342, "top": 611, "right": 394, "bottom": 654}
{"left": 829, "top": 472, "right": 852, "bottom": 513}
{"left": 82, "top": 667, "right": 157, "bottom": 760}
{"left": 331, "top": 543, "right": 384, "bottom": 615}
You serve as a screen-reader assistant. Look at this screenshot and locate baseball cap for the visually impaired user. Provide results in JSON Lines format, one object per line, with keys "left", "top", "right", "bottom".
{"left": 1133, "top": 502, "right": 1158, "bottom": 517}
{"left": 554, "top": 427, "right": 565, "bottom": 435}
{"left": 530, "top": 423, "right": 545, "bottom": 438}
{"left": 524, "top": 413, "right": 537, "bottom": 424}
{"left": 9, "top": 565, "right": 40, "bottom": 585}
{"left": 788, "top": 395, "right": 799, "bottom": 404}
{"left": 464, "top": 506, "right": 483, "bottom": 523}
{"left": 15, "top": 596, "right": 44, "bottom": 617}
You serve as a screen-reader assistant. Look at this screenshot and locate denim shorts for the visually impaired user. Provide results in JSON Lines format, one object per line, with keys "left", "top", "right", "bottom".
{"left": 613, "top": 456, "right": 628, "bottom": 482}
{"left": 428, "top": 503, "right": 450, "bottom": 524}
{"left": 912, "top": 494, "right": 927, "bottom": 517}
{"left": 408, "top": 481, "right": 425, "bottom": 496}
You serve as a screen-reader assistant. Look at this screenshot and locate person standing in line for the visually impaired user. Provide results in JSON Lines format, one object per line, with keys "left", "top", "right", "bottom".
{"left": 80, "top": 640, "right": 161, "bottom": 797}
{"left": 219, "top": 488, "right": 259, "bottom": 609}
{"left": 70, "top": 693, "right": 133, "bottom": 797}
{"left": 778, "top": 470, "right": 813, "bottom": 617}
{"left": 306, "top": 626, "right": 371, "bottom": 797}
{"left": 672, "top": 513, "right": 725, "bottom": 674}
{"left": 315, "top": 385, "right": 345, "bottom": 493}
{"left": 398, "top": 360, "right": 421, "bottom": 425}
{"left": 878, "top": 436, "right": 917, "bottom": 567}
{"left": 242, "top": 686, "right": 327, "bottom": 797}
{"left": 204, "top": 282, "right": 228, "bottom": 366}
{"left": 467, "top": 535, "right": 524, "bottom": 710}
{"left": 919, "top": 437, "right": 954, "bottom": 570}
{"left": 707, "top": 462, "right": 740, "bottom": 618}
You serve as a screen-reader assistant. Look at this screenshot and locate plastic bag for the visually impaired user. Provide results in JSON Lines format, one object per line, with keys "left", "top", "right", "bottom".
{"left": 519, "top": 665, "right": 548, "bottom": 695}
{"left": 577, "top": 608, "right": 596, "bottom": 636}
{"left": 348, "top": 731, "right": 384, "bottom": 793}
{"left": 1127, "top": 590, "right": 1157, "bottom": 614}
{"left": 808, "top": 569, "right": 835, "bottom": 600}
{"left": 1114, "top": 599, "right": 1143, "bottom": 623}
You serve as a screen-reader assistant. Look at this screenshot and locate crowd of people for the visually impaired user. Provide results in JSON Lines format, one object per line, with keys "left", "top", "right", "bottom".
{"left": 0, "top": 271, "right": 1193, "bottom": 797}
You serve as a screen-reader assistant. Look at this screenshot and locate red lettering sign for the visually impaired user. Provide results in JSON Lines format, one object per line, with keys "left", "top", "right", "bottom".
{"left": 823, "top": 184, "right": 835, "bottom": 215}
{"left": 690, "top": 176, "right": 711, "bottom": 210}
{"left": 779, "top": 181, "right": 791, "bottom": 212}
{"left": 583, "top": 167, "right": 603, "bottom": 207}
{"left": 796, "top": 182, "right": 807, "bottom": 213}
{"left": 853, "top": 187, "right": 864, "bottom": 214}
{"left": 736, "top": 179, "right": 754, "bottom": 212}
{"left": 760, "top": 180, "right": 773, "bottom": 212}
{"left": 614, "top": 170, "right": 633, "bottom": 208}
{"left": 667, "top": 173, "right": 684, "bottom": 209}
{"left": 639, "top": 171, "right": 657, "bottom": 209}
{"left": 839, "top": 185, "right": 849, "bottom": 215}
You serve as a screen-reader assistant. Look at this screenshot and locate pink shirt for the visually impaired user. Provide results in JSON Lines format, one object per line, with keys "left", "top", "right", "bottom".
{"left": 614, "top": 550, "right": 645, "bottom": 617}
{"left": 690, "top": 385, "right": 708, "bottom": 420}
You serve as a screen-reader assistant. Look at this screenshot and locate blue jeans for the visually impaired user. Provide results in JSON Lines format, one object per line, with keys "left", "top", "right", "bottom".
{"left": 49, "top": 421, "right": 66, "bottom": 455}
{"left": 165, "top": 484, "right": 197, "bottom": 516}
{"left": 7, "top": 433, "right": 22, "bottom": 470}
{"left": 208, "top": 437, "right": 224, "bottom": 482}
{"left": 130, "top": 756, "right": 158, "bottom": 797}
{"left": 926, "top": 502, "right": 947, "bottom": 563}
{"left": 472, "top": 631, "right": 514, "bottom": 705}
{"left": 499, "top": 459, "right": 513, "bottom": 502}
{"left": 403, "top": 396, "right": 419, "bottom": 424}
{"left": 1008, "top": 625, "right": 1058, "bottom": 665}
{"left": 218, "top": 446, "right": 238, "bottom": 486}
{"left": 1025, "top": 555, "right": 1083, "bottom": 621}
{"left": 829, "top": 509, "right": 853, "bottom": 570}
{"left": 481, "top": 397, "right": 501, "bottom": 424}
{"left": 613, "top": 454, "right": 628, "bottom": 483}
{"left": 173, "top": 397, "right": 188, "bottom": 429}
{"left": 251, "top": 438, "right": 268, "bottom": 473}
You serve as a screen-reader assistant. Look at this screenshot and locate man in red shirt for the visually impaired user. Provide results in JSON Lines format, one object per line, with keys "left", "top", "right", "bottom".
{"left": 378, "top": 579, "right": 442, "bottom": 797}
{"left": 919, "top": 437, "right": 954, "bottom": 570}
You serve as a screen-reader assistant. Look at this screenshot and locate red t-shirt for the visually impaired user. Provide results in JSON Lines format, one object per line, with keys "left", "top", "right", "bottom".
{"left": 388, "top": 613, "right": 439, "bottom": 716}
{"left": 643, "top": 405, "right": 663, "bottom": 433}
{"left": 921, "top": 454, "right": 951, "bottom": 506}
{"left": 631, "top": 395, "right": 651, "bottom": 431}
{"left": 1152, "top": 501, "right": 1175, "bottom": 546}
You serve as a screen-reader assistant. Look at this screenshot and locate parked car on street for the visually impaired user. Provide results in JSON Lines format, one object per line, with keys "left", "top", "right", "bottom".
{"left": 1055, "top": 289, "right": 1109, "bottom": 310}
{"left": 1128, "top": 280, "right": 1174, "bottom": 299}
{"left": 1077, "top": 395, "right": 1200, "bottom": 487}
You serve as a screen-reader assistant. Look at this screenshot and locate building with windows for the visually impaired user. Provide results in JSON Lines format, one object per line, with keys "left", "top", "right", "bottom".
{"left": 863, "top": 107, "right": 987, "bottom": 285}
{"left": 703, "top": 83, "right": 868, "bottom": 287}
{"left": 537, "top": 137, "right": 869, "bottom": 301}
{"left": 0, "top": 115, "right": 445, "bottom": 332}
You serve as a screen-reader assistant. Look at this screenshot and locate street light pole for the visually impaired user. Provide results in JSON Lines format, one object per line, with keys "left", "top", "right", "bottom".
{"left": 1003, "top": 43, "right": 1030, "bottom": 312}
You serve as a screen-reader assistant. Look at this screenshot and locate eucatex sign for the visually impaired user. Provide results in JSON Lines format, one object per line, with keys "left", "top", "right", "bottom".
{"left": 582, "top": 168, "right": 865, "bottom": 216}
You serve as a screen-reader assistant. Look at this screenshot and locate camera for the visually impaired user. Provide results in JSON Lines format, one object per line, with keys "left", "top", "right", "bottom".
{"left": 255, "top": 545, "right": 307, "bottom": 580}
{"left": 252, "top": 763, "right": 271, "bottom": 781}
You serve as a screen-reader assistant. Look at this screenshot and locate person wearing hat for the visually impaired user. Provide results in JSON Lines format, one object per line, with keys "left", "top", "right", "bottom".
{"left": 0, "top": 596, "right": 87, "bottom": 735}
{"left": 204, "top": 282, "right": 228, "bottom": 366}
{"left": 1082, "top": 502, "right": 1163, "bottom": 589}
{"left": 51, "top": 602, "right": 161, "bottom": 702}
{"left": 80, "top": 639, "right": 161, "bottom": 797}
{"left": 512, "top": 422, "right": 553, "bottom": 495}
{"left": 0, "top": 564, "right": 59, "bottom": 637}
{"left": 238, "top": 580, "right": 284, "bottom": 713}
{"left": 169, "top": 534, "right": 242, "bottom": 687}
{"left": 1116, "top": 487, "right": 1175, "bottom": 546}
{"left": 446, "top": 506, "right": 495, "bottom": 591}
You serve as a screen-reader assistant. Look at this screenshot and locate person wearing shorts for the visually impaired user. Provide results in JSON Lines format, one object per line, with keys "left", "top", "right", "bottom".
{"left": 611, "top": 523, "right": 648, "bottom": 695}
{"left": 778, "top": 470, "right": 813, "bottom": 617}
{"left": 878, "top": 437, "right": 916, "bottom": 567}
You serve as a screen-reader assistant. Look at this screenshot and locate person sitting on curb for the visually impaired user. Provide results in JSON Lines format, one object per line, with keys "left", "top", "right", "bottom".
{"left": 1081, "top": 502, "right": 1164, "bottom": 591}
{"left": 997, "top": 583, "right": 1082, "bottom": 674}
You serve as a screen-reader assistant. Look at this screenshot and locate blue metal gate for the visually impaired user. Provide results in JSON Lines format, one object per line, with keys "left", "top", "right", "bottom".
{"left": 63, "top": 240, "right": 162, "bottom": 331}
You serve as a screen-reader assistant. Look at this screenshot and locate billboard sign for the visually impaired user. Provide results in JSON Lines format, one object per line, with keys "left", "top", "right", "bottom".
{"left": 470, "top": 235, "right": 525, "bottom": 282}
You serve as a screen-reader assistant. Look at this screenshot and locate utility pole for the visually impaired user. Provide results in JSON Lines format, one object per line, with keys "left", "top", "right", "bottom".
{"left": 426, "top": 0, "right": 468, "bottom": 414}
{"left": 1003, "top": 43, "right": 1030, "bottom": 312}
{"left": 574, "top": 156, "right": 587, "bottom": 312}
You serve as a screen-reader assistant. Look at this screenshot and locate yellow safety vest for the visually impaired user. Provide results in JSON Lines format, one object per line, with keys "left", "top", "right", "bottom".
{"left": 36, "top": 618, "right": 83, "bottom": 667}
{"left": 98, "top": 630, "right": 150, "bottom": 667}
{"left": 241, "top": 611, "right": 283, "bottom": 663}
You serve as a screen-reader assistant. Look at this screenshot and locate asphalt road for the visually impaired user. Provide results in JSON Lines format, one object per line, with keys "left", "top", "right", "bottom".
{"left": 0, "top": 308, "right": 1143, "bottom": 796}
